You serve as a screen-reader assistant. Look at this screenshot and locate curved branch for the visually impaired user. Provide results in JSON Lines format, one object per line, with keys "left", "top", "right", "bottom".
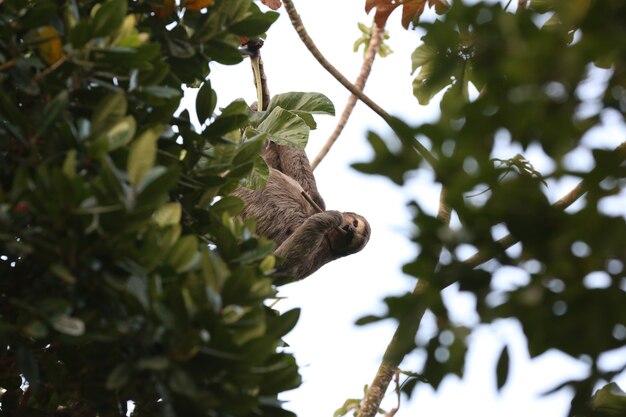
{"left": 311, "top": 24, "right": 383, "bottom": 171}
{"left": 281, "top": 0, "right": 437, "bottom": 168}
{"left": 357, "top": 184, "right": 451, "bottom": 417}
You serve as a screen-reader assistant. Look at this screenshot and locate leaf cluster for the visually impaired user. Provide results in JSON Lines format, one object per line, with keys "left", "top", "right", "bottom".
{"left": 355, "top": 1, "right": 626, "bottom": 415}
{"left": 0, "top": 1, "right": 305, "bottom": 416}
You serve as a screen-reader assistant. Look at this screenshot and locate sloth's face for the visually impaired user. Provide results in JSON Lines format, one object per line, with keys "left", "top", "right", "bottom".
{"left": 328, "top": 212, "right": 371, "bottom": 256}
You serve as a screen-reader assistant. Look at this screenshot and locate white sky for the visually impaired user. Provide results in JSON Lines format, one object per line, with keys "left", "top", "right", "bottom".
{"left": 185, "top": 1, "right": 626, "bottom": 416}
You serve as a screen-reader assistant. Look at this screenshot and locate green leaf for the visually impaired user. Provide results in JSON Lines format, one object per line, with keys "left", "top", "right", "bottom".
{"left": 196, "top": 81, "right": 217, "bottom": 124}
{"left": 21, "top": 1, "right": 57, "bottom": 29}
{"left": 17, "top": 344, "right": 39, "bottom": 388}
{"left": 167, "top": 235, "right": 199, "bottom": 273}
{"left": 51, "top": 315, "right": 85, "bottom": 336}
{"left": 264, "top": 92, "right": 335, "bottom": 117}
{"left": 106, "top": 364, "right": 131, "bottom": 390}
{"left": 69, "top": 21, "right": 92, "bottom": 48}
{"left": 140, "top": 86, "right": 181, "bottom": 100}
{"left": 411, "top": 44, "right": 437, "bottom": 73}
{"left": 128, "top": 125, "right": 164, "bottom": 186}
{"left": 591, "top": 383, "right": 626, "bottom": 415}
{"left": 241, "top": 154, "right": 269, "bottom": 189}
{"left": 36, "top": 90, "right": 68, "bottom": 138}
{"left": 62, "top": 150, "right": 77, "bottom": 179}
{"left": 92, "top": 0, "right": 127, "bottom": 38}
{"left": 211, "top": 196, "right": 244, "bottom": 216}
{"left": 92, "top": 92, "right": 128, "bottom": 133}
{"left": 233, "top": 135, "right": 265, "bottom": 166}
{"left": 230, "top": 11, "right": 280, "bottom": 36}
{"left": 256, "top": 108, "right": 310, "bottom": 149}
{"left": 50, "top": 263, "right": 77, "bottom": 284}
{"left": 137, "top": 356, "right": 170, "bottom": 371}
{"left": 529, "top": 0, "right": 556, "bottom": 13}
{"left": 333, "top": 398, "right": 362, "bottom": 417}
{"left": 90, "top": 116, "right": 137, "bottom": 156}
{"left": 268, "top": 308, "right": 300, "bottom": 338}
{"left": 206, "top": 40, "right": 243, "bottom": 65}
{"left": 496, "top": 345, "right": 510, "bottom": 391}
{"left": 153, "top": 202, "right": 182, "bottom": 226}
{"left": 412, "top": 62, "right": 452, "bottom": 105}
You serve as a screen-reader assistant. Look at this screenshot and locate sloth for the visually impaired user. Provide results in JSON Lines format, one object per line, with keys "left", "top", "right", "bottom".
{"left": 233, "top": 141, "right": 370, "bottom": 283}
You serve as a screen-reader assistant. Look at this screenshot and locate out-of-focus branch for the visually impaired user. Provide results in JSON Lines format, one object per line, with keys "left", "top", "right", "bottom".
{"left": 463, "top": 140, "right": 626, "bottom": 269}
{"left": 357, "top": 140, "right": 626, "bottom": 417}
{"left": 357, "top": 185, "right": 452, "bottom": 417}
{"left": 311, "top": 24, "right": 383, "bottom": 171}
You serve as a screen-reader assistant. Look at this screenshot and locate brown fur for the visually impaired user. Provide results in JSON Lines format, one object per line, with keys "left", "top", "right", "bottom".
{"left": 232, "top": 143, "right": 370, "bottom": 283}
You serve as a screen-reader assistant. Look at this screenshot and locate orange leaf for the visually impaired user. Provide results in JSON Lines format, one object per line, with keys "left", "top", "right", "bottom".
{"left": 428, "top": 0, "right": 450, "bottom": 15}
{"left": 37, "top": 26, "right": 63, "bottom": 65}
{"left": 151, "top": 0, "right": 176, "bottom": 19}
{"left": 261, "top": 0, "right": 282, "bottom": 10}
{"left": 365, "top": 0, "right": 401, "bottom": 29}
{"left": 184, "top": 0, "right": 215, "bottom": 12}
{"left": 401, "top": 0, "right": 426, "bottom": 29}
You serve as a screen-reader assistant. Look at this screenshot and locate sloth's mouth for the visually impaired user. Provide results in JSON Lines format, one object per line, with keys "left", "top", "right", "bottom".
{"left": 342, "top": 224, "right": 355, "bottom": 241}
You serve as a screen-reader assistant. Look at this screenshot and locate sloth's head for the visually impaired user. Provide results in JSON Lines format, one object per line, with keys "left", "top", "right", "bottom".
{"left": 328, "top": 212, "right": 371, "bottom": 257}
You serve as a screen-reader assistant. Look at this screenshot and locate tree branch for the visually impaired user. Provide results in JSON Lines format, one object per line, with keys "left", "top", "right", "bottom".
{"left": 311, "top": 24, "right": 383, "bottom": 171}
{"left": 281, "top": 0, "right": 438, "bottom": 168}
{"left": 357, "top": 184, "right": 452, "bottom": 417}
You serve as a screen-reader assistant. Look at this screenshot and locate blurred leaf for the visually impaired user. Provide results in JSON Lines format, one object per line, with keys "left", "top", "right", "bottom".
{"left": 167, "top": 235, "right": 199, "bottom": 272}
{"left": 196, "top": 81, "right": 218, "bottom": 124}
{"left": 17, "top": 344, "right": 39, "bottom": 388}
{"left": 106, "top": 364, "right": 131, "bottom": 390}
{"left": 51, "top": 315, "right": 85, "bottom": 336}
{"left": 230, "top": 11, "right": 279, "bottom": 37}
{"left": 92, "top": 0, "right": 127, "bottom": 38}
{"left": 212, "top": 196, "right": 244, "bottom": 216}
{"left": 154, "top": 202, "right": 182, "bottom": 226}
{"left": 352, "top": 132, "right": 421, "bottom": 185}
{"left": 36, "top": 26, "right": 64, "bottom": 65}
{"left": 591, "top": 383, "right": 626, "bottom": 416}
{"left": 128, "top": 125, "right": 164, "bottom": 186}
{"left": 495, "top": 345, "right": 510, "bottom": 391}
{"left": 90, "top": 116, "right": 137, "bottom": 155}
{"left": 36, "top": 90, "right": 68, "bottom": 138}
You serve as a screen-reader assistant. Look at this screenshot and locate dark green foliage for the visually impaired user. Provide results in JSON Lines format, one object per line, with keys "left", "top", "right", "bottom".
{"left": 357, "top": 1, "right": 626, "bottom": 415}
{"left": 0, "top": 0, "right": 300, "bottom": 416}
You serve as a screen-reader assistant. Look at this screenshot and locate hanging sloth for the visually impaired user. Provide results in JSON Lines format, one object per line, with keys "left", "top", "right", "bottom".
{"left": 233, "top": 141, "right": 370, "bottom": 283}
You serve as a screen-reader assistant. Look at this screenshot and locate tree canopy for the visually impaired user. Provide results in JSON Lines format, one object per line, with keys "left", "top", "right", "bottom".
{"left": 1, "top": 0, "right": 625, "bottom": 417}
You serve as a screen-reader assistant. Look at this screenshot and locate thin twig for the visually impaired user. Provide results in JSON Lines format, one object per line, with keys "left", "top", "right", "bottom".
{"left": 0, "top": 58, "right": 18, "bottom": 72}
{"left": 281, "top": 0, "right": 437, "bottom": 168}
{"left": 311, "top": 23, "right": 383, "bottom": 170}
{"left": 34, "top": 53, "right": 70, "bottom": 82}
{"left": 301, "top": 191, "right": 348, "bottom": 235}
{"left": 301, "top": 190, "right": 324, "bottom": 213}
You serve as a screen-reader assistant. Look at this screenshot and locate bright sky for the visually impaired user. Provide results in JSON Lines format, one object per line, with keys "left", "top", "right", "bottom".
{"left": 185, "top": 1, "right": 626, "bottom": 416}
